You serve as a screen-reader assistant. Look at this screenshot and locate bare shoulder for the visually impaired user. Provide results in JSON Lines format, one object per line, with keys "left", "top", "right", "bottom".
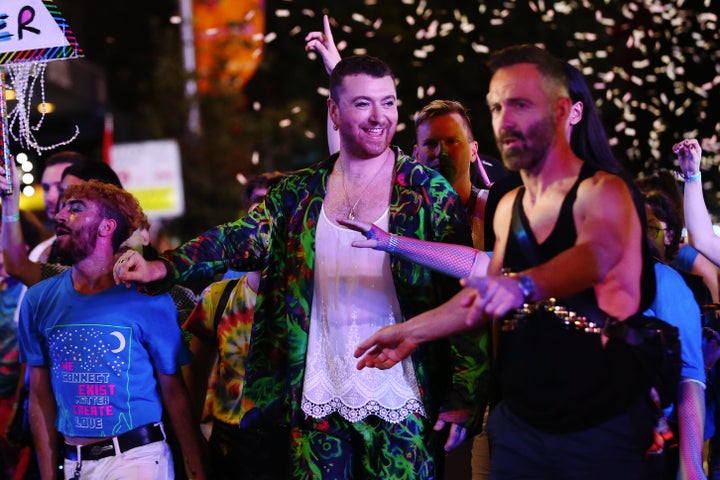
{"left": 577, "top": 171, "right": 634, "bottom": 211}
{"left": 493, "top": 185, "right": 521, "bottom": 235}
{"left": 580, "top": 170, "right": 629, "bottom": 193}
{"left": 490, "top": 185, "right": 521, "bottom": 271}
{"left": 495, "top": 185, "right": 522, "bottom": 217}
{"left": 574, "top": 170, "right": 641, "bottom": 243}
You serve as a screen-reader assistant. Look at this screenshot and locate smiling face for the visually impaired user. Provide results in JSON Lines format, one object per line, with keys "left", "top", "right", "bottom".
{"left": 487, "top": 63, "right": 559, "bottom": 172}
{"left": 328, "top": 73, "right": 398, "bottom": 159}
{"left": 413, "top": 112, "right": 478, "bottom": 183}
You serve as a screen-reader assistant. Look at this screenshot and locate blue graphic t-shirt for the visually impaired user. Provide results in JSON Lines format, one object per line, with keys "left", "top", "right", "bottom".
{"left": 18, "top": 270, "right": 190, "bottom": 438}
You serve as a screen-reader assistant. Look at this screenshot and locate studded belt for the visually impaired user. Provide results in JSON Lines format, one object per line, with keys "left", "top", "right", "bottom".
{"left": 500, "top": 299, "right": 604, "bottom": 334}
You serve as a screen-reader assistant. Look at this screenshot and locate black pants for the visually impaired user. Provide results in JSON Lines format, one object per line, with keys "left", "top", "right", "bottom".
{"left": 487, "top": 400, "right": 655, "bottom": 480}
{"left": 209, "top": 420, "right": 290, "bottom": 480}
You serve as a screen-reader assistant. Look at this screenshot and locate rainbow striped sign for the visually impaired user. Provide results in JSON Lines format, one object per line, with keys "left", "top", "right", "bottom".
{"left": 0, "top": 0, "right": 82, "bottom": 64}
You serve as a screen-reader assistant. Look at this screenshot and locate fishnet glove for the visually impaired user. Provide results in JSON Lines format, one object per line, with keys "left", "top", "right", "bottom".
{"left": 364, "top": 224, "right": 480, "bottom": 279}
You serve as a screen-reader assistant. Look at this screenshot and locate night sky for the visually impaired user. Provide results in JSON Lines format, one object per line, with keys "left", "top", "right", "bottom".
{"left": 21, "top": 0, "right": 720, "bottom": 234}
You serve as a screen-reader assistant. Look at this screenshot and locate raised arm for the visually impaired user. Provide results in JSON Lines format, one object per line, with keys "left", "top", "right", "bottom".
{"left": 0, "top": 159, "right": 43, "bottom": 286}
{"left": 675, "top": 139, "right": 720, "bottom": 266}
{"left": 304, "top": 14, "right": 341, "bottom": 75}
{"left": 305, "top": 14, "right": 342, "bottom": 155}
{"left": 338, "top": 218, "right": 489, "bottom": 278}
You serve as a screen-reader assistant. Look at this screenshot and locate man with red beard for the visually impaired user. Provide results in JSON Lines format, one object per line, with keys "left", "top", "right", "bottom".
{"left": 17, "top": 181, "right": 207, "bottom": 480}
{"left": 354, "top": 45, "right": 658, "bottom": 479}
{"left": 114, "top": 55, "right": 480, "bottom": 479}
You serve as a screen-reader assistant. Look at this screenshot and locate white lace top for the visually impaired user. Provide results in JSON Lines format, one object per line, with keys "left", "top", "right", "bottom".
{"left": 301, "top": 207, "right": 426, "bottom": 424}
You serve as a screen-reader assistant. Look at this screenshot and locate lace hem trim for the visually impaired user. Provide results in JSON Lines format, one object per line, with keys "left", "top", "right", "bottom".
{"left": 301, "top": 397, "right": 426, "bottom": 424}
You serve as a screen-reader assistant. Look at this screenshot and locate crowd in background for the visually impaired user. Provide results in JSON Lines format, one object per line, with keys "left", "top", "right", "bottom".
{"left": 1, "top": 14, "right": 720, "bottom": 480}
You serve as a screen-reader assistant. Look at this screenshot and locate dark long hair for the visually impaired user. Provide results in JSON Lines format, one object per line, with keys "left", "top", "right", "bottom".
{"left": 564, "top": 62, "right": 624, "bottom": 175}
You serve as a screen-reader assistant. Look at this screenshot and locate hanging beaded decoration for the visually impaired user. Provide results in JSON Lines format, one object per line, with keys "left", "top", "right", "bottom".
{"left": 4, "top": 61, "right": 79, "bottom": 154}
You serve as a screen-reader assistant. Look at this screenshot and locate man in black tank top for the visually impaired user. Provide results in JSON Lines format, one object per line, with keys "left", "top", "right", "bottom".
{"left": 464, "top": 44, "right": 656, "bottom": 480}
{"left": 355, "top": 45, "right": 656, "bottom": 479}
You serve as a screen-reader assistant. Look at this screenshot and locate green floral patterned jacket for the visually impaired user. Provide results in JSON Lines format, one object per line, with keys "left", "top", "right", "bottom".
{"left": 156, "top": 148, "right": 489, "bottom": 433}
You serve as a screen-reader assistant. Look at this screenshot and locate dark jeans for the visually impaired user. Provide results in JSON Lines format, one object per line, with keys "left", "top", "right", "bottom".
{"left": 486, "top": 400, "right": 655, "bottom": 480}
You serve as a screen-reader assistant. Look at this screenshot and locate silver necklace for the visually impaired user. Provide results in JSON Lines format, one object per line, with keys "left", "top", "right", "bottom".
{"left": 339, "top": 155, "right": 388, "bottom": 220}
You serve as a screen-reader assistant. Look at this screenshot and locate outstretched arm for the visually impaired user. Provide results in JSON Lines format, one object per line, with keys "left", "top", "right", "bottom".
{"left": 305, "top": 14, "right": 342, "bottom": 155}
{"left": 354, "top": 287, "right": 480, "bottom": 370}
{"left": 354, "top": 287, "right": 487, "bottom": 452}
{"left": 339, "top": 218, "right": 489, "bottom": 278}
{"left": 463, "top": 172, "right": 642, "bottom": 325}
{"left": 676, "top": 139, "right": 720, "bottom": 266}
{"left": 0, "top": 159, "right": 42, "bottom": 286}
{"left": 113, "top": 249, "right": 167, "bottom": 286}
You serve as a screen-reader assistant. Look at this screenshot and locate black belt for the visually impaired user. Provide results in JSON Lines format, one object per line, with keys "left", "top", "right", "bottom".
{"left": 64, "top": 423, "right": 165, "bottom": 462}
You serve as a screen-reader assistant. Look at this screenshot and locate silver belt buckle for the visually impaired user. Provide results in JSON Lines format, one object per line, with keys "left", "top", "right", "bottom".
{"left": 90, "top": 443, "right": 115, "bottom": 457}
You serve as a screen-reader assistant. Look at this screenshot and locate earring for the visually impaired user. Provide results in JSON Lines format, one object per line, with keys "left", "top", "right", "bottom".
{"left": 333, "top": 124, "right": 339, "bottom": 131}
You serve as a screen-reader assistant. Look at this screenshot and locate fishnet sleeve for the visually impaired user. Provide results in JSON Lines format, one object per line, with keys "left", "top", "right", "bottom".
{"left": 382, "top": 233, "right": 480, "bottom": 279}
{"left": 170, "top": 284, "right": 199, "bottom": 325}
{"left": 39, "top": 262, "right": 69, "bottom": 280}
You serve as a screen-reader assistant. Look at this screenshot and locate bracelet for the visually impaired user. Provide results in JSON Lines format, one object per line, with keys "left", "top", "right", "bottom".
{"left": 2, "top": 213, "right": 19, "bottom": 222}
{"left": 684, "top": 171, "right": 701, "bottom": 182}
{"left": 387, "top": 234, "right": 398, "bottom": 253}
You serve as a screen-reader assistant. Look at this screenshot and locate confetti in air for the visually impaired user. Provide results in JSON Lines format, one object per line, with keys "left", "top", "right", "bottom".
{"left": 243, "top": 0, "right": 718, "bottom": 203}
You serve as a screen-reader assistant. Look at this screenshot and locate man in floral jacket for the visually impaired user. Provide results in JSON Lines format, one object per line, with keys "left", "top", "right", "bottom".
{"left": 115, "top": 55, "right": 488, "bottom": 480}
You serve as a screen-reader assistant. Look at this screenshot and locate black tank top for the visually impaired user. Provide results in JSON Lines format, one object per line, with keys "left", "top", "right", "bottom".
{"left": 498, "top": 163, "right": 648, "bottom": 432}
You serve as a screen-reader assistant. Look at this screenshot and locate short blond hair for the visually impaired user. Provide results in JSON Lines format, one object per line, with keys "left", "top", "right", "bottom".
{"left": 414, "top": 100, "right": 474, "bottom": 141}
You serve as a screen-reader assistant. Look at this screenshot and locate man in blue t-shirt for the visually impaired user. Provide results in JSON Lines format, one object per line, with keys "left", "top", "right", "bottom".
{"left": 18, "top": 181, "right": 207, "bottom": 480}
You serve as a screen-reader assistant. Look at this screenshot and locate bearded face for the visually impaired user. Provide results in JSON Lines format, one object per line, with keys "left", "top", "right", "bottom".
{"left": 330, "top": 74, "right": 398, "bottom": 160}
{"left": 495, "top": 111, "right": 556, "bottom": 172}
{"left": 55, "top": 211, "right": 101, "bottom": 264}
{"left": 487, "top": 63, "right": 563, "bottom": 173}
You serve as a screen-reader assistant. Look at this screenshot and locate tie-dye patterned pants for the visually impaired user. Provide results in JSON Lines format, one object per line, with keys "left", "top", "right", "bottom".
{"left": 290, "top": 412, "right": 442, "bottom": 479}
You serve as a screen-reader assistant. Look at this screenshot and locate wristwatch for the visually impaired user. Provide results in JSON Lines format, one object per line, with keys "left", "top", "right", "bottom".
{"left": 516, "top": 275, "right": 536, "bottom": 303}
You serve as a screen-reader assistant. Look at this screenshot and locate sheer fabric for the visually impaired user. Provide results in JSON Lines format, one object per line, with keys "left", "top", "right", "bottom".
{"left": 301, "top": 207, "right": 425, "bottom": 424}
